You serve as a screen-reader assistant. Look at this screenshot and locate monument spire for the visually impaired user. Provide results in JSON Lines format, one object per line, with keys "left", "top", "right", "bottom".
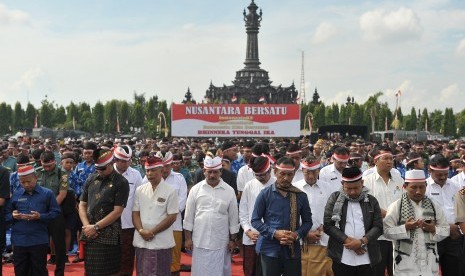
{"left": 243, "top": 0, "right": 262, "bottom": 69}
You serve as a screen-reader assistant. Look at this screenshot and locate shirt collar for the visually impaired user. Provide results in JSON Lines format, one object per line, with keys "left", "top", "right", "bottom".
{"left": 21, "top": 185, "right": 41, "bottom": 195}
{"left": 374, "top": 166, "right": 392, "bottom": 180}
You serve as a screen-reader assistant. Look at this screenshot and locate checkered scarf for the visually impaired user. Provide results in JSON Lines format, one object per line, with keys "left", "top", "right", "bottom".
{"left": 396, "top": 192, "right": 436, "bottom": 256}
{"left": 331, "top": 187, "right": 370, "bottom": 229}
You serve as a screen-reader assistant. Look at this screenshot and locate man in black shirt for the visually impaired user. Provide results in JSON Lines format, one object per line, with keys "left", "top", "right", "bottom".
{"left": 78, "top": 148, "right": 129, "bottom": 276}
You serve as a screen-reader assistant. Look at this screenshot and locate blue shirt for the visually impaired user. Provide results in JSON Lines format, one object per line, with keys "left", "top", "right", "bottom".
{"left": 74, "top": 161, "right": 95, "bottom": 196}
{"left": 251, "top": 183, "right": 312, "bottom": 259}
{"left": 2, "top": 156, "right": 17, "bottom": 172}
{"left": 9, "top": 171, "right": 20, "bottom": 194}
{"left": 5, "top": 185, "right": 61, "bottom": 247}
{"left": 67, "top": 169, "right": 80, "bottom": 197}
{"left": 396, "top": 163, "right": 406, "bottom": 179}
{"left": 231, "top": 157, "right": 246, "bottom": 176}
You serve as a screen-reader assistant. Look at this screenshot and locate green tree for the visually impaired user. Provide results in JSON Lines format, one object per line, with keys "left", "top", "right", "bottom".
{"left": 313, "top": 104, "right": 325, "bottom": 129}
{"left": 120, "top": 101, "right": 130, "bottom": 132}
{"left": 442, "top": 108, "right": 456, "bottom": 137}
{"left": 420, "top": 108, "right": 429, "bottom": 131}
{"left": 66, "top": 102, "right": 79, "bottom": 123}
{"left": 80, "top": 110, "right": 93, "bottom": 132}
{"left": 146, "top": 96, "right": 158, "bottom": 121}
{"left": 0, "top": 103, "right": 12, "bottom": 133}
{"left": 363, "top": 92, "right": 383, "bottom": 132}
{"left": 134, "top": 92, "right": 146, "bottom": 107}
{"left": 325, "top": 105, "right": 334, "bottom": 125}
{"left": 93, "top": 101, "right": 105, "bottom": 133}
{"left": 429, "top": 110, "right": 444, "bottom": 133}
{"left": 404, "top": 107, "right": 417, "bottom": 131}
{"left": 332, "top": 103, "right": 339, "bottom": 125}
{"left": 55, "top": 106, "right": 67, "bottom": 126}
{"left": 104, "top": 100, "right": 118, "bottom": 132}
{"left": 13, "top": 102, "right": 24, "bottom": 131}
{"left": 456, "top": 109, "right": 465, "bottom": 137}
{"left": 132, "top": 102, "right": 145, "bottom": 128}
{"left": 40, "top": 96, "right": 55, "bottom": 127}
{"left": 25, "top": 103, "right": 36, "bottom": 128}
{"left": 339, "top": 105, "right": 347, "bottom": 125}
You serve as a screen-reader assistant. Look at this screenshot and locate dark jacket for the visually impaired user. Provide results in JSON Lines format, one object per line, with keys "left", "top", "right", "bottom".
{"left": 323, "top": 191, "right": 383, "bottom": 266}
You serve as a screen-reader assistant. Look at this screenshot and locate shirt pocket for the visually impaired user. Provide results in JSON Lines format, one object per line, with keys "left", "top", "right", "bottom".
{"left": 215, "top": 199, "right": 229, "bottom": 215}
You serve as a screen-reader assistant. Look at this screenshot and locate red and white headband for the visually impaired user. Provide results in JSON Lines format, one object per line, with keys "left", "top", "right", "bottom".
{"left": 429, "top": 165, "right": 449, "bottom": 171}
{"left": 114, "top": 146, "right": 132, "bottom": 161}
{"left": 145, "top": 159, "right": 164, "bottom": 170}
{"left": 204, "top": 156, "right": 222, "bottom": 170}
{"left": 301, "top": 160, "right": 320, "bottom": 171}
{"left": 18, "top": 165, "right": 35, "bottom": 176}
{"left": 275, "top": 164, "right": 295, "bottom": 171}
{"left": 286, "top": 150, "right": 302, "bottom": 155}
{"left": 342, "top": 174, "right": 362, "bottom": 182}
{"left": 374, "top": 152, "right": 393, "bottom": 160}
{"left": 333, "top": 153, "right": 349, "bottom": 162}
{"left": 406, "top": 157, "right": 421, "bottom": 165}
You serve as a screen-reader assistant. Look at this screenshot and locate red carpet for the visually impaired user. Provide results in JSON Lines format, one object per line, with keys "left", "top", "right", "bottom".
{"left": 2, "top": 253, "right": 245, "bottom": 276}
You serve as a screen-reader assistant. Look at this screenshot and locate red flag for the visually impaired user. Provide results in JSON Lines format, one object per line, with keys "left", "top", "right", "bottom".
{"left": 116, "top": 115, "right": 120, "bottom": 133}
{"left": 34, "top": 114, "right": 38, "bottom": 128}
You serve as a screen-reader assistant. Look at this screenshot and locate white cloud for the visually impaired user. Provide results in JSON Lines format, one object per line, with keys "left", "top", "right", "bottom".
{"left": 456, "top": 39, "right": 465, "bottom": 58}
{"left": 312, "top": 22, "right": 338, "bottom": 44}
{"left": 360, "top": 7, "right": 423, "bottom": 42}
{"left": 13, "top": 67, "right": 46, "bottom": 90}
{"left": 440, "top": 84, "right": 460, "bottom": 102}
{"left": 0, "top": 4, "right": 29, "bottom": 26}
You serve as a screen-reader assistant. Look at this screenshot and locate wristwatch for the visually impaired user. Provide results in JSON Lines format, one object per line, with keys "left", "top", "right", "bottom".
{"left": 93, "top": 224, "right": 100, "bottom": 231}
{"left": 360, "top": 238, "right": 367, "bottom": 250}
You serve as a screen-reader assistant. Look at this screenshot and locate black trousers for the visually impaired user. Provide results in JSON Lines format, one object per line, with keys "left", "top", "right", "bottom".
{"left": 332, "top": 261, "right": 374, "bottom": 276}
{"left": 437, "top": 236, "right": 464, "bottom": 276}
{"left": 13, "top": 244, "right": 49, "bottom": 276}
{"left": 374, "top": 240, "right": 393, "bottom": 276}
{"left": 261, "top": 254, "right": 300, "bottom": 276}
{"left": 48, "top": 214, "right": 66, "bottom": 276}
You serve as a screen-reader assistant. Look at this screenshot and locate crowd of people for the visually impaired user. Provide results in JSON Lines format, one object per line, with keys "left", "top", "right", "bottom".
{"left": 1, "top": 134, "right": 465, "bottom": 276}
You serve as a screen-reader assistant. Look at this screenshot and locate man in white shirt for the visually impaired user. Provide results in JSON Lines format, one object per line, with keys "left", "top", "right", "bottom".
{"left": 183, "top": 156, "right": 240, "bottom": 276}
{"left": 384, "top": 170, "right": 449, "bottom": 276}
{"left": 157, "top": 151, "right": 187, "bottom": 276}
{"left": 113, "top": 145, "right": 143, "bottom": 276}
{"left": 363, "top": 146, "right": 404, "bottom": 276}
{"left": 132, "top": 156, "right": 178, "bottom": 276}
{"left": 426, "top": 154, "right": 463, "bottom": 276}
{"left": 239, "top": 155, "right": 275, "bottom": 276}
{"left": 324, "top": 167, "right": 383, "bottom": 276}
{"left": 319, "top": 146, "right": 350, "bottom": 194}
{"left": 237, "top": 143, "right": 269, "bottom": 200}
{"left": 293, "top": 155, "right": 333, "bottom": 276}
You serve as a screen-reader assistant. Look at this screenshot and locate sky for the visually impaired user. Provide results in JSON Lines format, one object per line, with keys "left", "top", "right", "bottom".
{"left": 0, "top": 0, "right": 464, "bottom": 112}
